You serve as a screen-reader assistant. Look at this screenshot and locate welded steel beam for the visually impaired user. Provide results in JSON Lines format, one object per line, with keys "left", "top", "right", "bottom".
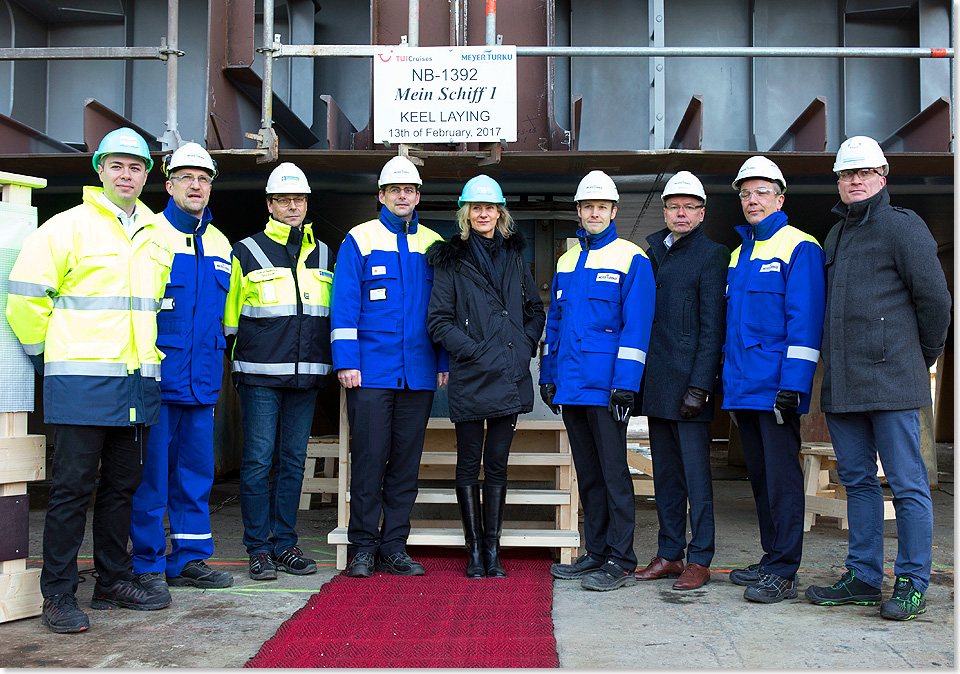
{"left": 83, "top": 99, "right": 162, "bottom": 154}
{"left": 277, "top": 45, "right": 954, "bottom": 59}
{"left": 769, "top": 97, "right": 827, "bottom": 152}
{"left": 881, "top": 96, "right": 952, "bottom": 152}
{"left": 0, "top": 115, "right": 80, "bottom": 154}
{"left": 669, "top": 95, "right": 703, "bottom": 150}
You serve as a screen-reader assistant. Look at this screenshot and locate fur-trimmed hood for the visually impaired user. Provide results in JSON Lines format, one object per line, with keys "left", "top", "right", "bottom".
{"left": 426, "top": 230, "right": 527, "bottom": 270}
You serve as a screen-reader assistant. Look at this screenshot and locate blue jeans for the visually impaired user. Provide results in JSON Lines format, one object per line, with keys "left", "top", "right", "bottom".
{"left": 826, "top": 409, "right": 932, "bottom": 593}
{"left": 238, "top": 384, "right": 317, "bottom": 556}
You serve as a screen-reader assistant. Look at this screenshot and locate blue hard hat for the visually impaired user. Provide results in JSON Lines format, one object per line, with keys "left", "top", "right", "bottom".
{"left": 92, "top": 127, "right": 153, "bottom": 173}
{"left": 458, "top": 174, "right": 505, "bottom": 208}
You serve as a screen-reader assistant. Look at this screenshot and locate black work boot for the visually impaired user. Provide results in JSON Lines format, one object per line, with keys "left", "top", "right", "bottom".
{"left": 456, "top": 484, "right": 485, "bottom": 578}
{"left": 482, "top": 484, "right": 508, "bottom": 578}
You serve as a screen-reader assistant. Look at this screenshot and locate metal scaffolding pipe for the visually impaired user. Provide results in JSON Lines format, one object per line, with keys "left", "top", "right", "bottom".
{"left": 160, "top": 0, "right": 182, "bottom": 150}
{"left": 485, "top": 0, "right": 496, "bottom": 46}
{"left": 261, "top": 0, "right": 275, "bottom": 132}
{"left": 276, "top": 44, "right": 954, "bottom": 59}
{"left": 408, "top": 0, "right": 419, "bottom": 48}
{"left": 0, "top": 46, "right": 168, "bottom": 60}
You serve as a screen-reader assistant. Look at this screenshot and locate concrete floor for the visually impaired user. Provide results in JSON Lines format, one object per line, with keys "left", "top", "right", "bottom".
{"left": 1, "top": 445, "right": 954, "bottom": 668}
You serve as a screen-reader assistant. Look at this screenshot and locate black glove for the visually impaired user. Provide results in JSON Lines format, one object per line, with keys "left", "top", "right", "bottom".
{"left": 774, "top": 389, "right": 800, "bottom": 414}
{"left": 540, "top": 383, "right": 561, "bottom": 415}
{"left": 679, "top": 387, "right": 709, "bottom": 419}
{"left": 608, "top": 389, "right": 634, "bottom": 422}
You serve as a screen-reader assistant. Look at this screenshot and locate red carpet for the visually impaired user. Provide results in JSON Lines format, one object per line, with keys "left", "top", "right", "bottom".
{"left": 245, "top": 547, "right": 559, "bottom": 668}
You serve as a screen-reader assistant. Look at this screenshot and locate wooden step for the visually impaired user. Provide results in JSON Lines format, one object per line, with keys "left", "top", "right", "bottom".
{"left": 327, "top": 526, "right": 579, "bottom": 548}
{"left": 306, "top": 441, "right": 339, "bottom": 459}
{"left": 300, "top": 477, "right": 339, "bottom": 493}
{"left": 426, "top": 418, "right": 567, "bottom": 431}
{"left": 338, "top": 488, "right": 573, "bottom": 505}
{"left": 418, "top": 451, "right": 572, "bottom": 467}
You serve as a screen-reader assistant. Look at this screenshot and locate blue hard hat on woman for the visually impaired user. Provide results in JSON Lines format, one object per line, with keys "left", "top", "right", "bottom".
{"left": 457, "top": 174, "right": 505, "bottom": 207}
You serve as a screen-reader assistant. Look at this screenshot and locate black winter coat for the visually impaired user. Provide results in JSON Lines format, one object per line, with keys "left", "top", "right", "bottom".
{"left": 640, "top": 225, "right": 729, "bottom": 421}
{"left": 426, "top": 232, "right": 546, "bottom": 423}
{"left": 820, "top": 187, "right": 951, "bottom": 412}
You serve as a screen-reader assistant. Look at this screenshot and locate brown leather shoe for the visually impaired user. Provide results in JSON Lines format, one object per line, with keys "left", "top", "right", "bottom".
{"left": 673, "top": 562, "right": 711, "bottom": 590}
{"left": 635, "top": 556, "right": 684, "bottom": 580}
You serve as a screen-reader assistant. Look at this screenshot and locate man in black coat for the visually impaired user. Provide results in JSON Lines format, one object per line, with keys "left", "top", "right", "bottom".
{"left": 805, "top": 137, "right": 951, "bottom": 621}
{"left": 637, "top": 171, "right": 729, "bottom": 590}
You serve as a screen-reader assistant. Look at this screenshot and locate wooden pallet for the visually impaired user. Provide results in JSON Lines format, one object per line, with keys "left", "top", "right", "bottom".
{"left": 326, "top": 390, "right": 580, "bottom": 570}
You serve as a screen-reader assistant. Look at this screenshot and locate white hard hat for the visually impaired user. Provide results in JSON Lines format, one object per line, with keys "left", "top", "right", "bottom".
{"left": 574, "top": 170, "right": 619, "bottom": 202}
{"left": 163, "top": 142, "right": 218, "bottom": 179}
{"left": 266, "top": 162, "right": 311, "bottom": 194}
{"left": 732, "top": 155, "right": 786, "bottom": 192}
{"left": 661, "top": 171, "right": 706, "bottom": 203}
{"left": 833, "top": 135, "right": 889, "bottom": 176}
{"left": 378, "top": 156, "right": 422, "bottom": 188}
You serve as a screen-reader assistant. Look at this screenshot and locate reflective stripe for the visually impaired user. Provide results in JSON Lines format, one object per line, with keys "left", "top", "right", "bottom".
{"left": 223, "top": 325, "right": 238, "bottom": 337}
{"left": 331, "top": 328, "right": 357, "bottom": 342}
{"left": 786, "top": 345, "right": 820, "bottom": 363}
{"left": 232, "top": 361, "right": 296, "bottom": 375}
{"left": 302, "top": 304, "right": 331, "bottom": 317}
{"left": 141, "top": 362, "right": 161, "bottom": 379}
{"left": 8, "top": 280, "right": 54, "bottom": 298}
{"left": 45, "top": 361, "right": 128, "bottom": 377}
{"left": 54, "top": 295, "right": 160, "bottom": 312}
{"left": 21, "top": 342, "right": 44, "bottom": 356}
{"left": 299, "top": 362, "right": 333, "bottom": 375}
{"left": 543, "top": 343, "right": 550, "bottom": 356}
{"left": 238, "top": 237, "right": 273, "bottom": 271}
{"left": 170, "top": 533, "right": 212, "bottom": 540}
{"left": 240, "top": 304, "right": 298, "bottom": 318}
{"left": 317, "top": 243, "right": 329, "bottom": 274}
{"left": 617, "top": 346, "right": 646, "bottom": 364}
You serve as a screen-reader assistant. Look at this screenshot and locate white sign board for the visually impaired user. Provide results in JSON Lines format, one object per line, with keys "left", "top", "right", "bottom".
{"left": 373, "top": 46, "right": 517, "bottom": 144}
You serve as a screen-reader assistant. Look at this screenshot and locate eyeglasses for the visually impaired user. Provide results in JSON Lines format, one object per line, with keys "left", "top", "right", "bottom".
{"left": 169, "top": 174, "right": 213, "bottom": 186}
{"left": 836, "top": 168, "right": 884, "bottom": 182}
{"left": 384, "top": 186, "right": 418, "bottom": 196}
{"left": 738, "top": 187, "right": 780, "bottom": 201}
{"left": 271, "top": 196, "right": 307, "bottom": 208}
{"left": 664, "top": 203, "right": 704, "bottom": 214}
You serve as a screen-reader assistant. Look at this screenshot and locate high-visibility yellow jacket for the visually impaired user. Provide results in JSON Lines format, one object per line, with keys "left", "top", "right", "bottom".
{"left": 6, "top": 186, "right": 173, "bottom": 426}
{"left": 223, "top": 218, "right": 334, "bottom": 389}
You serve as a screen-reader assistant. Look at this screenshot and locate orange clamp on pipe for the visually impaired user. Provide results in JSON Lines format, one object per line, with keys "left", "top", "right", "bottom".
{"left": 486, "top": 0, "right": 496, "bottom": 15}
{"left": 930, "top": 48, "right": 947, "bottom": 58}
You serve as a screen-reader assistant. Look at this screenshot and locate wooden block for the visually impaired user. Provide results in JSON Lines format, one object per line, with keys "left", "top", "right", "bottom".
{"left": 0, "top": 435, "right": 45, "bottom": 483}
{"left": 0, "top": 568, "right": 42, "bottom": 623}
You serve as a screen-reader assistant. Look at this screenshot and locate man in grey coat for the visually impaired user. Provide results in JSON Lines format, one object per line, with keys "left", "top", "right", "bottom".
{"left": 805, "top": 136, "right": 951, "bottom": 621}
{"left": 637, "top": 171, "right": 729, "bottom": 590}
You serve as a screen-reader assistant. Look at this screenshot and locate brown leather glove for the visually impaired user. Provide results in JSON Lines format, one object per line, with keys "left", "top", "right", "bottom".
{"left": 679, "top": 387, "right": 710, "bottom": 419}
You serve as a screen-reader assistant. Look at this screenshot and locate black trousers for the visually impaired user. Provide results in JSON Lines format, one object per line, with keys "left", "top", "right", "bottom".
{"left": 735, "top": 409, "right": 804, "bottom": 579}
{"left": 562, "top": 405, "right": 637, "bottom": 572}
{"left": 648, "top": 417, "right": 715, "bottom": 566}
{"left": 454, "top": 414, "right": 517, "bottom": 487}
{"left": 346, "top": 387, "right": 434, "bottom": 556}
{"left": 41, "top": 424, "right": 146, "bottom": 597}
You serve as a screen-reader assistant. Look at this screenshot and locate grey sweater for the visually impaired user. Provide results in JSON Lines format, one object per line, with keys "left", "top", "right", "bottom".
{"left": 820, "top": 187, "right": 951, "bottom": 413}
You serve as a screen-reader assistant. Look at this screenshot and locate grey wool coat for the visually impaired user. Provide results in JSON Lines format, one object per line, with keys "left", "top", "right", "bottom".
{"left": 820, "top": 187, "right": 951, "bottom": 413}
{"left": 640, "top": 225, "right": 730, "bottom": 421}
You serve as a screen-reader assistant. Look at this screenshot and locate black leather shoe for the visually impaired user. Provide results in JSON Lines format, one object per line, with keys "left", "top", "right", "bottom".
{"left": 346, "top": 551, "right": 375, "bottom": 578}
{"left": 581, "top": 561, "right": 638, "bottom": 592}
{"left": 743, "top": 573, "right": 798, "bottom": 603}
{"left": 376, "top": 551, "right": 426, "bottom": 576}
{"left": 729, "top": 562, "right": 763, "bottom": 587}
{"left": 168, "top": 560, "right": 234, "bottom": 588}
{"left": 550, "top": 553, "right": 604, "bottom": 580}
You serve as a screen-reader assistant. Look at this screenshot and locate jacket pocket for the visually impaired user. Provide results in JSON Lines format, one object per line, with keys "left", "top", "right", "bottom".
{"left": 682, "top": 297, "right": 693, "bottom": 336}
{"left": 586, "top": 282, "right": 622, "bottom": 331}
{"left": 744, "top": 272, "right": 785, "bottom": 327}
{"left": 869, "top": 317, "right": 885, "bottom": 363}
{"left": 580, "top": 331, "right": 619, "bottom": 391}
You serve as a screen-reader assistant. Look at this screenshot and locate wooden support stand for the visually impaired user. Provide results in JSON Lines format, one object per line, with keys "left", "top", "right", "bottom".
{"left": 299, "top": 437, "right": 339, "bottom": 510}
{"left": 801, "top": 441, "right": 895, "bottom": 532}
{"left": 326, "top": 390, "right": 580, "bottom": 570}
{"left": 0, "top": 172, "right": 46, "bottom": 624}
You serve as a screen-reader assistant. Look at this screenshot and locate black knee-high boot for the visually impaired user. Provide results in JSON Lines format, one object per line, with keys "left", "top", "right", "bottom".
{"left": 482, "top": 484, "right": 507, "bottom": 577}
{"left": 456, "top": 485, "right": 485, "bottom": 578}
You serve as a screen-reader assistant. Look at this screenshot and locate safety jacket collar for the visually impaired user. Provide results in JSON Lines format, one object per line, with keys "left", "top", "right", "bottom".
{"left": 735, "top": 210, "right": 787, "bottom": 243}
{"left": 576, "top": 221, "right": 618, "bottom": 250}
{"left": 379, "top": 205, "right": 419, "bottom": 235}
{"left": 264, "top": 217, "right": 315, "bottom": 247}
{"left": 830, "top": 186, "right": 889, "bottom": 227}
{"left": 81, "top": 185, "right": 149, "bottom": 223}
{"left": 162, "top": 197, "right": 213, "bottom": 236}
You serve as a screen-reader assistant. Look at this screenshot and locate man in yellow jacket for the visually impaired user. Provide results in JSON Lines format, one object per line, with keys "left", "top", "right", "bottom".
{"left": 6, "top": 128, "right": 174, "bottom": 634}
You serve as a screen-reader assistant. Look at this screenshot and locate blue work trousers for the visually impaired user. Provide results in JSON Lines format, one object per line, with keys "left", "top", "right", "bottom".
{"left": 736, "top": 409, "right": 804, "bottom": 580}
{"left": 648, "top": 417, "right": 715, "bottom": 567}
{"left": 346, "top": 387, "right": 434, "bottom": 557}
{"left": 238, "top": 384, "right": 317, "bottom": 556}
{"left": 131, "top": 404, "right": 215, "bottom": 577}
{"left": 826, "top": 409, "right": 932, "bottom": 593}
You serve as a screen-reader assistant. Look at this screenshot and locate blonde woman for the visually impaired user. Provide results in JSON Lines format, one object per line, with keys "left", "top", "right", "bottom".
{"left": 426, "top": 175, "right": 545, "bottom": 578}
